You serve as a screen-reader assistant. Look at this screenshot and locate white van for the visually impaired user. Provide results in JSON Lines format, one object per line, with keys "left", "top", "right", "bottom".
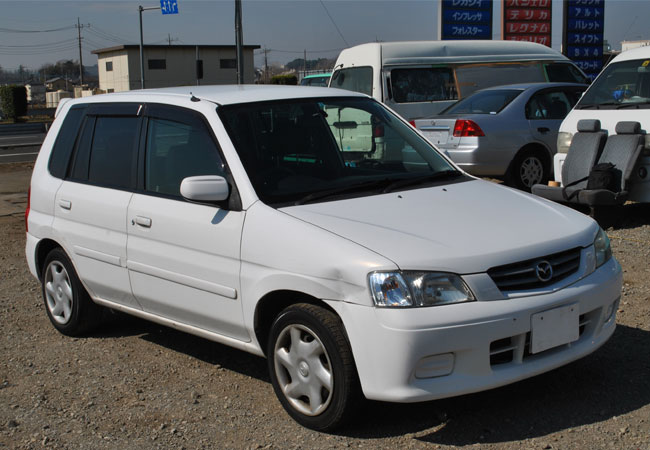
{"left": 554, "top": 46, "right": 650, "bottom": 202}
{"left": 330, "top": 40, "right": 588, "bottom": 120}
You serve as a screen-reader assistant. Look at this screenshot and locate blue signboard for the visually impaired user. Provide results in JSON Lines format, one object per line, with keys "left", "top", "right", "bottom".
{"left": 563, "top": 0, "right": 605, "bottom": 80}
{"left": 441, "top": 0, "right": 493, "bottom": 40}
{"left": 160, "top": 0, "right": 179, "bottom": 15}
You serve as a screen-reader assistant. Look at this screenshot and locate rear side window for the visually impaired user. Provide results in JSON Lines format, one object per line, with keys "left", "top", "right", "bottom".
{"left": 390, "top": 68, "right": 457, "bottom": 103}
{"left": 70, "top": 115, "right": 140, "bottom": 190}
{"left": 526, "top": 90, "right": 574, "bottom": 120}
{"left": 88, "top": 117, "right": 139, "bottom": 189}
{"left": 48, "top": 106, "right": 86, "bottom": 179}
{"left": 145, "top": 117, "right": 225, "bottom": 197}
{"left": 455, "top": 62, "right": 545, "bottom": 97}
{"left": 330, "top": 67, "right": 373, "bottom": 96}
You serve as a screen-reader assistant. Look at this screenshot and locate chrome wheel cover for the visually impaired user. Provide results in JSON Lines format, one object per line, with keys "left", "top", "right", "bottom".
{"left": 44, "top": 261, "right": 73, "bottom": 325}
{"left": 519, "top": 156, "right": 544, "bottom": 187}
{"left": 273, "top": 324, "right": 333, "bottom": 416}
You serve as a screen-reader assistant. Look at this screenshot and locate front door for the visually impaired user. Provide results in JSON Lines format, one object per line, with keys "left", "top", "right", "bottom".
{"left": 126, "top": 104, "right": 248, "bottom": 341}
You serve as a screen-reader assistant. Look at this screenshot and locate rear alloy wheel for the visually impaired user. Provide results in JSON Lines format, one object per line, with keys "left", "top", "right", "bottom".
{"left": 267, "top": 303, "right": 360, "bottom": 431}
{"left": 508, "top": 149, "right": 549, "bottom": 191}
{"left": 41, "top": 248, "right": 103, "bottom": 336}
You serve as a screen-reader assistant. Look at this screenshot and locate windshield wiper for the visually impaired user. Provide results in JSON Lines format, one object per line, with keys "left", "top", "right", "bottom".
{"left": 382, "top": 170, "right": 463, "bottom": 193}
{"left": 294, "top": 178, "right": 392, "bottom": 205}
{"left": 616, "top": 102, "right": 650, "bottom": 109}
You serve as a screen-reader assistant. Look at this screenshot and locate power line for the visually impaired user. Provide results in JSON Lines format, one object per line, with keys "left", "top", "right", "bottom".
{"left": 319, "top": 1, "right": 349, "bottom": 47}
{"left": 0, "top": 26, "right": 75, "bottom": 33}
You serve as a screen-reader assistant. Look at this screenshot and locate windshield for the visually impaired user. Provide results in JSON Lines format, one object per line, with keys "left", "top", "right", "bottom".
{"left": 218, "top": 97, "right": 461, "bottom": 206}
{"left": 576, "top": 58, "right": 650, "bottom": 109}
{"left": 442, "top": 89, "right": 522, "bottom": 115}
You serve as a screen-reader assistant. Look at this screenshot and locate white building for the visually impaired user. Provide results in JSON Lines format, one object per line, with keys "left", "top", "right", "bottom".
{"left": 621, "top": 40, "right": 650, "bottom": 52}
{"left": 92, "top": 44, "right": 260, "bottom": 92}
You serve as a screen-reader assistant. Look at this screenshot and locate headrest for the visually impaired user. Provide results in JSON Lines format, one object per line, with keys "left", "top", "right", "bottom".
{"left": 576, "top": 119, "right": 601, "bottom": 132}
{"left": 615, "top": 121, "right": 641, "bottom": 135}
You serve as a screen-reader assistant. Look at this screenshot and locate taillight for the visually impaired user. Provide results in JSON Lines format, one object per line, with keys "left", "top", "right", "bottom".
{"left": 373, "top": 124, "right": 384, "bottom": 138}
{"left": 25, "top": 187, "right": 31, "bottom": 233}
{"left": 453, "top": 119, "right": 484, "bottom": 137}
{"left": 408, "top": 120, "right": 416, "bottom": 128}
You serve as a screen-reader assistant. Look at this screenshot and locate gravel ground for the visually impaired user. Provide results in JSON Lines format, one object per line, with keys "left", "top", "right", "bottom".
{"left": 1, "top": 162, "right": 649, "bottom": 449}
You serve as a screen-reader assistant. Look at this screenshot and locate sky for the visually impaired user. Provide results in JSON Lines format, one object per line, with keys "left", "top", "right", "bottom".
{"left": 0, "top": 0, "right": 649, "bottom": 72}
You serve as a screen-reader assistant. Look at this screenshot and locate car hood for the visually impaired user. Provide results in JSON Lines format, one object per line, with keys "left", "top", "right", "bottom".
{"left": 280, "top": 179, "right": 598, "bottom": 273}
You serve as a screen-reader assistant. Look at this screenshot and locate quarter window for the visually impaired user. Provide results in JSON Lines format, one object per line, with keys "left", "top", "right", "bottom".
{"left": 145, "top": 118, "right": 225, "bottom": 197}
{"left": 48, "top": 106, "right": 86, "bottom": 179}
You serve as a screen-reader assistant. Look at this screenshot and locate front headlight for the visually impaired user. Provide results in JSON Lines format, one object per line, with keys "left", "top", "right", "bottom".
{"left": 369, "top": 271, "right": 475, "bottom": 307}
{"left": 594, "top": 227, "right": 612, "bottom": 268}
{"left": 557, "top": 132, "right": 573, "bottom": 154}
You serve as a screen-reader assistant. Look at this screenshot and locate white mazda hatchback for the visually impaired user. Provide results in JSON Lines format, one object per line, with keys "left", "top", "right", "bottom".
{"left": 26, "top": 85, "right": 622, "bottom": 431}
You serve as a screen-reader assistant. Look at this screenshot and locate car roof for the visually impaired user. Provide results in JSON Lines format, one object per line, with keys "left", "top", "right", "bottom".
{"left": 477, "top": 82, "right": 588, "bottom": 92}
{"left": 64, "top": 84, "right": 365, "bottom": 107}
{"left": 610, "top": 45, "right": 650, "bottom": 63}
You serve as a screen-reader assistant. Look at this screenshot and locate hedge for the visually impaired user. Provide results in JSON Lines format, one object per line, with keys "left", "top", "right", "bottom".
{"left": 0, "top": 85, "right": 28, "bottom": 121}
{"left": 270, "top": 74, "right": 298, "bottom": 85}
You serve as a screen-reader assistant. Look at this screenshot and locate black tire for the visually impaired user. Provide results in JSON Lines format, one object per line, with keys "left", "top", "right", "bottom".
{"left": 507, "top": 148, "right": 550, "bottom": 191}
{"left": 41, "top": 247, "right": 103, "bottom": 336}
{"left": 267, "top": 303, "right": 361, "bottom": 431}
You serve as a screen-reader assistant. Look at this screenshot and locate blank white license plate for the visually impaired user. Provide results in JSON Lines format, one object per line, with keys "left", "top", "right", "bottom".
{"left": 423, "top": 131, "right": 448, "bottom": 145}
{"left": 530, "top": 304, "right": 579, "bottom": 354}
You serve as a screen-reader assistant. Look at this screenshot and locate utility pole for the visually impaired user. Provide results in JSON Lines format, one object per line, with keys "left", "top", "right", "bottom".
{"left": 138, "top": 5, "right": 161, "bottom": 90}
{"left": 263, "top": 47, "right": 269, "bottom": 84}
{"left": 75, "top": 18, "right": 87, "bottom": 86}
{"left": 303, "top": 49, "right": 307, "bottom": 78}
{"left": 235, "top": 0, "right": 244, "bottom": 84}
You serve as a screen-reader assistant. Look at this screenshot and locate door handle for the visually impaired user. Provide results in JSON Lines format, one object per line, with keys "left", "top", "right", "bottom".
{"left": 133, "top": 216, "right": 152, "bottom": 228}
{"left": 59, "top": 199, "right": 72, "bottom": 210}
{"left": 537, "top": 127, "right": 550, "bottom": 133}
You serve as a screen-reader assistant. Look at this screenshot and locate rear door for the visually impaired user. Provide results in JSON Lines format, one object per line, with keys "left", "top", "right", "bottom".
{"left": 126, "top": 104, "right": 248, "bottom": 340}
{"left": 526, "top": 88, "right": 581, "bottom": 154}
{"left": 53, "top": 103, "right": 142, "bottom": 308}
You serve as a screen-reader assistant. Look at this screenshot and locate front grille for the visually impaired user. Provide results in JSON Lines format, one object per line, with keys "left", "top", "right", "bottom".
{"left": 488, "top": 247, "right": 581, "bottom": 292}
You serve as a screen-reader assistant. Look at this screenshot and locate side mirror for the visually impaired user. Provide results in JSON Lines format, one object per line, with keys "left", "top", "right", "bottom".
{"left": 180, "top": 175, "right": 229, "bottom": 202}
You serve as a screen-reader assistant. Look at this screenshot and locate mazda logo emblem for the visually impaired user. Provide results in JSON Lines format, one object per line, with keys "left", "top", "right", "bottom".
{"left": 535, "top": 261, "right": 553, "bottom": 282}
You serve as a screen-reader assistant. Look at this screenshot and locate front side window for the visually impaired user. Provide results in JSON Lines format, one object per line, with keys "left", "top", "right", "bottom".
{"left": 443, "top": 89, "right": 521, "bottom": 115}
{"left": 390, "top": 68, "right": 457, "bottom": 103}
{"left": 219, "top": 97, "right": 462, "bottom": 206}
{"left": 330, "top": 67, "right": 373, "bottom": 96}
{"left": 576, "top": 58, "right": 650, "bottom": 109}
{"left": 145, "top": 117, "right": 225, "bottom": 197}
{"left": 526, "top": 90, "right": 574, "bottom": 120}
{"left": 87, "top": 116, "right": 139, "bottom": 189}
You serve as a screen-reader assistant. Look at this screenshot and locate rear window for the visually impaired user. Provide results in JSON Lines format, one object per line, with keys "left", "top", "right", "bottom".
{"left": 443, "top": 89, "right": 522, "bottom": 115}
{"left": 390, "top": 68, "right": 457, "bottom": 103}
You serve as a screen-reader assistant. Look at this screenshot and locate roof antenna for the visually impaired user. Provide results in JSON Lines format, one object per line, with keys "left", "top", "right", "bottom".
{"left": 190, "top": 92, "right": 200, "bottom": 102}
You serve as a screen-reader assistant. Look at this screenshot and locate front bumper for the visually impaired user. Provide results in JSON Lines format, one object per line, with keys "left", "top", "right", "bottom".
{"left": 333, "top": 256, "right": 622, "bottom": 403}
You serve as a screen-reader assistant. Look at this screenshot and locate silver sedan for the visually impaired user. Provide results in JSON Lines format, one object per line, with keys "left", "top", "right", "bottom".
{"left": 414, "top": 82, "right": 587, "bottom": 190}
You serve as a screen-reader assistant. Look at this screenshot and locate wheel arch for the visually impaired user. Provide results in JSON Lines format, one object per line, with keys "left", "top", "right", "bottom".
{"left": 254, "top": 290, "right": 339, "bottom": 357}
{"left": 34, "top": 238, "right": 64, "bottom": 281}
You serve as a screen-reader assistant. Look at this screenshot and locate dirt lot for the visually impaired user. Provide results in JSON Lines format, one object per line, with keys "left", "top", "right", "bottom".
{"left": 1, "top": 162, "right": 649, "bottom": 449}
